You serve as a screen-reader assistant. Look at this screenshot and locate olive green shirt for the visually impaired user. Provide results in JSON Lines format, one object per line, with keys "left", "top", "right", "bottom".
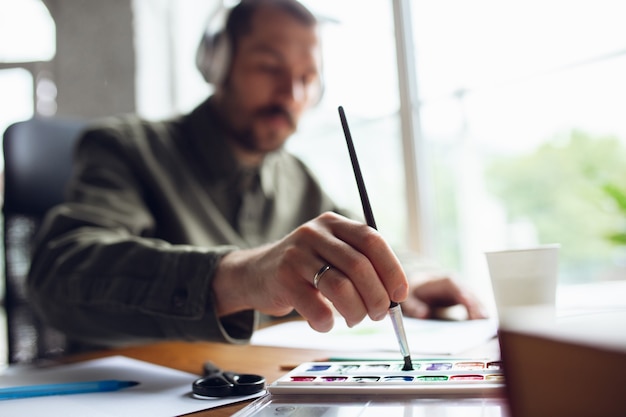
{"left": 27, "top": 97, "right": 340, "bottom": 347}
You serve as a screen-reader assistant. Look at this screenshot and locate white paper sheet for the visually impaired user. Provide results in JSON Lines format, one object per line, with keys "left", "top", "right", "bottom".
{"left": 0, "top": 356, "right": 265, "bottom": 417}
{"left": 251, "top": 317, "right": 498, "bottom": 356}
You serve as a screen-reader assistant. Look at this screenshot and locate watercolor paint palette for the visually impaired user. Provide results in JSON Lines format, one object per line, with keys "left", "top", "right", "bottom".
{"left": 269, "top": 359, "right": 505, "bottom": 396}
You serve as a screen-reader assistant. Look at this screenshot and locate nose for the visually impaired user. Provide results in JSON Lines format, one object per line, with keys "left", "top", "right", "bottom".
{"left": 275, "top": 73, "right": 307, "bottom": 105}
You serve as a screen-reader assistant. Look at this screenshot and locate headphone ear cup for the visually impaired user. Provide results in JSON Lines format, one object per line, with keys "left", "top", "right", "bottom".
{"left": 196, "top": 5, "right": 232, "bottom": 86}
{"left": 196, "top": 30, "right": 231, "bottom": 85}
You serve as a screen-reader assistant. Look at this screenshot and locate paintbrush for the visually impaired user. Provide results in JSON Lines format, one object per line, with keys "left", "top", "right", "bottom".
{"left": 338, "top": 106, "right": 414, "bottom": 371}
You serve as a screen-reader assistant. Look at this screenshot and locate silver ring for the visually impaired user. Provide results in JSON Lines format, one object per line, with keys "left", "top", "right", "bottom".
{"left": 313, "top": 264, "right": 332, "bottom": 289}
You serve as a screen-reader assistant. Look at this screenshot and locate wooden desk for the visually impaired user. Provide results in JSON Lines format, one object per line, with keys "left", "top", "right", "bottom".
{"left": 70, "top": 338, "right": 505, "bottom": 417}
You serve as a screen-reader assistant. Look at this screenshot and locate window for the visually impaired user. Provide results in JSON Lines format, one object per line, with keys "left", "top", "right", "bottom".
{"left": 0, "top": 0, "right": 57, "bottom": 162}
{"left": 0, "top": 68, "right": 35, "bottom": 144}
{"left": 288, "top": 0, "right": 407, "bottom": 248}
{"left": 133, "top": 0, "right": 215, "bottom": 119}
{"left": 0, "top": 0, "right": 55, "bottom": 63}
{"left": 405, "top": 0, "right": 626, "bottom": 293}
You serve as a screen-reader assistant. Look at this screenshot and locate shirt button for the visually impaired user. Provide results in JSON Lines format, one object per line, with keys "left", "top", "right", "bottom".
{"left": 171, "top": 289, "right": 188, "bottom": 310}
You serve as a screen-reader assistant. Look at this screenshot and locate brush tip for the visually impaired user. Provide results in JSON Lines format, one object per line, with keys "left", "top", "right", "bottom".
{"left": 402, "top": 356, "right": 414, "bottom": 371}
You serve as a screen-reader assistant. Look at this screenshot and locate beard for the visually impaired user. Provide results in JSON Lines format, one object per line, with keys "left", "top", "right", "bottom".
{"left": 231, "top": 104, "right": 297, "bottom": 153}
{"left": 215, "top": 81, "right": 298, "bottom": 153}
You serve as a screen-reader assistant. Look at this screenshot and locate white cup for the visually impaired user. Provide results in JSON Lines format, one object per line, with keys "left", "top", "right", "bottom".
{"left": 485, "top": 244, "right": 560, "bottom": 319}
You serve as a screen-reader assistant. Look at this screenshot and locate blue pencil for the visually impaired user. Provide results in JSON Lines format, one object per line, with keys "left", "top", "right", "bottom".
{"left": 0, "top": 380, "right": 139, "bottom": 400}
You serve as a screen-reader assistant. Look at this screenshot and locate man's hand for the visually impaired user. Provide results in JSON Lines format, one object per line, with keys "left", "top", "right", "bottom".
{"left": 402, "top": 276, "right": 487, "bottom": 320}
{"left": 212, "top": 212, "right": 409, "bottom": 332}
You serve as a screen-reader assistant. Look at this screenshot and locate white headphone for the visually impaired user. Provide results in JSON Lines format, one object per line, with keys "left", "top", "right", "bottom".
{"left": 195, "top": 3, "right": 235, "bottom": 86}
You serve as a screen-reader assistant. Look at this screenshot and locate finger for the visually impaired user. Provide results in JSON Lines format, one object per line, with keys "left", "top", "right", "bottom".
{"left": 459, "top": 292, "right": 488, "bottom": 320}
{"left": 327, "top": 215, "right": 409, "bottom": 302}
{"left": 264, "top": 254, "right": 335, "bottom": 329}
{"left": 412, "top": 277, "right": 465, "bottom": 306}
{"left": 265, "top": 245, "right": 338, "bottom": 331}
{"left": 315, "top": 241, "right": 391, "bottom": 323}
{"left": 295, "top": 215, "right": 391, "bottom": 321}
{"left": 400, "top": 297, "right": 430, "bottom": 319}
{"left": 313, "top": 266, "right": 369, "bottom": 327}
{"left": 411, "top": 277, "right": 488, "bottom": 320}
{"left": 290, "top": 285, "right": 336, "bottom": 332}
{"left": 310, "top": 214, "right": 407, "bottom": 312}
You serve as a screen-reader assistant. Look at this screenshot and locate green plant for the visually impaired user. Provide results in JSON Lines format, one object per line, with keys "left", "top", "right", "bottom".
{"left": 603, "top": 183, "right": 626, "bottom": 246}
{"left": 483, "top": 130, "right": 626, "bottom": 282}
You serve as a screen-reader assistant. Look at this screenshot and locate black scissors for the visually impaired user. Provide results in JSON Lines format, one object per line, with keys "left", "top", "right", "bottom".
{"left": 192, "top": 361, "right": 266, "bottom": 398}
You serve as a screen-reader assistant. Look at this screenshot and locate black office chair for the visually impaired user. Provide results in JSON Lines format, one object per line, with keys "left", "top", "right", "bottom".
{"left": 2, "top": 117, "right": 87, "bottom": 363}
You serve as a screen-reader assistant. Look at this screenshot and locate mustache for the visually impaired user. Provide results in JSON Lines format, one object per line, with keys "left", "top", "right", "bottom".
{"left": 255, "top": 105, "right": 296, "bottom": 128}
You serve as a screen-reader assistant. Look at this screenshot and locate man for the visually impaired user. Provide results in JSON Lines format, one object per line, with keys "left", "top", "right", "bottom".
{"left": 28, "top": 0, "right": 484, "bottom": 348}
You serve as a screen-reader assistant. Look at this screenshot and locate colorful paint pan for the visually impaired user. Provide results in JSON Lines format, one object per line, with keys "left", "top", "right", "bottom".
{"left": 269, "top": 359, "right": 505, "bottom": 396}
{"left": 454, "top": 361, "right": 485, "bottom": 370}
{"left": 425, "top": 362, "right": 452, "bottom": 371}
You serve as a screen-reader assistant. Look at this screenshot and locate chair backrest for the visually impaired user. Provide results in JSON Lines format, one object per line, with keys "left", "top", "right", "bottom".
{"left": 2, "top": 117, "right": 87, "bottom": 364}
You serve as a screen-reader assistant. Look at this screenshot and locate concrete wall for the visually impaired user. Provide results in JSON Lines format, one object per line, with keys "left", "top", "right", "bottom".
{"left": 43, "top": 0, "right": 135, "bottom": 118}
